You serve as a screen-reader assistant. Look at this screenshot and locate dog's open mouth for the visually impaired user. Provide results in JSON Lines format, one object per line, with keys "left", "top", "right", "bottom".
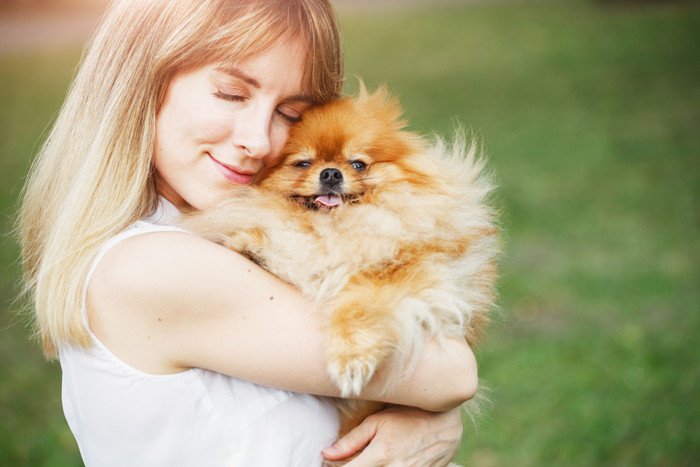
{"left": 289, "top": 193, "right": 363, "bottom": 210}
{"left": 315, "top": 194, "right": 342, "bottom": 207}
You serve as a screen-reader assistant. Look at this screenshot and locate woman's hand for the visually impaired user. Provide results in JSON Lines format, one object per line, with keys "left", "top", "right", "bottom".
{"left": 322, "top": 405, "right": 464, "bottom": 466}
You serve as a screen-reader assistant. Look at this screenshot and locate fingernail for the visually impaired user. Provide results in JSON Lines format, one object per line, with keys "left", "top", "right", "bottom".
{"left": 322, "top": 446, "right": 338, "bottom": 455}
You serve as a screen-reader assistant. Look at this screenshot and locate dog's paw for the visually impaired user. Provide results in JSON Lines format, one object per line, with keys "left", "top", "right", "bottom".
{"left": 327, "top": 354, "right": 378, "bottom": 397}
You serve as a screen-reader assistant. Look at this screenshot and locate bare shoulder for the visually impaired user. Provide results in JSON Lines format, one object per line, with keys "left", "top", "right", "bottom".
{"left": 87, "top": 230, "right": 267, "bottom": 374}
{"left": 90, "top": 230, "right": 250, "bottom": 306}
{"left": 97, "top": 229, "right": 226, "bottom": 275}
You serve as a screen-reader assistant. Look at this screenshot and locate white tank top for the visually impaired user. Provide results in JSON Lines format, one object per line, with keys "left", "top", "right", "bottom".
{"left": 58, "top": 198, "right": 340, "bottom": 466}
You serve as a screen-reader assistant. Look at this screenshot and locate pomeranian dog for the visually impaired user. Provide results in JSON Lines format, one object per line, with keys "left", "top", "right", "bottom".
{"left": 183, "top": 86, "right": 498, "bottom": 436}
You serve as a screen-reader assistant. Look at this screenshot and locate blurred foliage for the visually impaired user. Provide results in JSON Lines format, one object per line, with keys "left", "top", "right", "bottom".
{"left": 1, "top": 1, "right": 699, "bottom": 465}
{"left": 0, "top": 50, "right": 84, "bottom": 466}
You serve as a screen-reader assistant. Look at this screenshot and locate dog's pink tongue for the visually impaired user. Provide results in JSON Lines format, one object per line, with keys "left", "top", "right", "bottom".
{"left": 315, "top": 194, "right": 342, "bottom": 207}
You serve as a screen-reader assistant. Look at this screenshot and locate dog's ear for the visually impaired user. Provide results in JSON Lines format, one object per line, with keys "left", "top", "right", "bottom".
{"left": 368, "top": 86, "right": 395, "bottom": 111}
{"left": 353, "top": 79, "right": 394, "bottom": 111}
{"left": 356, "top": 77, "right": 369, "bottom": 101}
{"left": 368, "top": 85, "right": 389, "bottom": 101}
{"left": 362, "top": 87, "right": 408, "bottom": 132}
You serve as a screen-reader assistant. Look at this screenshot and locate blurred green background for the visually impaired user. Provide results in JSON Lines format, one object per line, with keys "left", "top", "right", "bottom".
{"left": 1, "top": 0, "right": 698, "bottom": 465}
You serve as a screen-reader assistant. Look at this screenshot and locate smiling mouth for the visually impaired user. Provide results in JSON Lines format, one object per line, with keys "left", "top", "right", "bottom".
{"left": 207, "top": 153, "right": 255, "bottom": 184}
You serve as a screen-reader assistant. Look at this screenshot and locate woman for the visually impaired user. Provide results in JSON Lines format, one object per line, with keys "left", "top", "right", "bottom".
{"left": 19, "top": 0, "right": 477, "bottom": 465}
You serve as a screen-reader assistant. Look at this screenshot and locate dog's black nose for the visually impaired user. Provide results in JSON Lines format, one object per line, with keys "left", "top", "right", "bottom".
{"left": 319, "top": 168, "right": 343, "bottom": 186}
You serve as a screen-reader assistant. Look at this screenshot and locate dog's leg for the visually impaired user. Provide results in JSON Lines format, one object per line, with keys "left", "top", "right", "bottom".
{"left": 324, "top": 275, "right": 401, "bottom": 397}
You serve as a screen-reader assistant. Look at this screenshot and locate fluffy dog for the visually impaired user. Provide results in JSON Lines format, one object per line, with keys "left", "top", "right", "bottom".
{"left": 184, "top": 87, "right": 499, "bottom": 435}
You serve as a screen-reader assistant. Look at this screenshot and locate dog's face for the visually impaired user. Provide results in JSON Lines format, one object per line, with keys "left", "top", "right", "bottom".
{"left": 256, "top": 88, "right": 426, "bottom": 209}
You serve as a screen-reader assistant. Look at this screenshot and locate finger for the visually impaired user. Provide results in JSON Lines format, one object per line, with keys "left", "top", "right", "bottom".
{"left": 322, "top": 421, "right": 378, "bottom": 461}
{"left": 343, "top": 443, "right": 386, "bottom": 467}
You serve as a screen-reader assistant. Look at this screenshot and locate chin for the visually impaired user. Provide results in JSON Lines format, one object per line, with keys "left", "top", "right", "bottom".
{"left": 184, "top": 85, "right": 500, "bottom": 438}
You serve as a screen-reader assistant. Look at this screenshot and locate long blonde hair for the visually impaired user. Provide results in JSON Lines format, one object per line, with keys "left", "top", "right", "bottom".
{"left": 19, "top": 0, "right": 344, "bottom": 358}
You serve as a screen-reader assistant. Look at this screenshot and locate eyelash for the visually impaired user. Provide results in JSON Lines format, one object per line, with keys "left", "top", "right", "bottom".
{"left": 277, "top": 111, "right": 302, "bottom": 124}
{"left": 213, "top": 91, "right": 302, "bottom": 124}
{"left": 213, "top": 90, "right": 246, "bottom": 102}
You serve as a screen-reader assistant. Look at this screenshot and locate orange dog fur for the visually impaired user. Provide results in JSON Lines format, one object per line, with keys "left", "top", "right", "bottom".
{"left": 183, "top": 87, "right": 499, "bottom": 436}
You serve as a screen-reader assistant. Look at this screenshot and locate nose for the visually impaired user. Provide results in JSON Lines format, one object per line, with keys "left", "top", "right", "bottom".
{"left": 232, "top": 106, "right": 272, "bottom": 159}
{"left": 319, "top": 168, "right": 343, "bottom": 187}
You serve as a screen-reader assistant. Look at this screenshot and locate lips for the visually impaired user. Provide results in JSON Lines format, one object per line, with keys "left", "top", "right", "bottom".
{"left": 207, "top": 153, "right": 255, "bottom": 185}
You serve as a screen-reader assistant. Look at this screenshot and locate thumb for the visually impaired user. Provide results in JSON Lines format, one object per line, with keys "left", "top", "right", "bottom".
{"left": 322, "top": 420, "right": 378, "bottom": 460}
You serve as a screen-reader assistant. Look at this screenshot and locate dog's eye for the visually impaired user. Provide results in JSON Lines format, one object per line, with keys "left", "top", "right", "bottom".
{"left": 350, "top": 160, "right": 367, "bottom": 172}
{"left": 293, "top": 160, "right": 312, "bottom": 168}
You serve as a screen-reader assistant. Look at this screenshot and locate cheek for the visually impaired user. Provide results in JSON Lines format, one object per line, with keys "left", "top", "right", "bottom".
{"left": 153, "top": 115, "right": 181, "bottom": 175}
{"left": 157, "top": 95, "right": 233, "bottom": 154}
{"left": 265, "top": 125, "right": 292, "bottom": 167}
{"left": 199, "top": 118, "right": 234, "bottom": 145}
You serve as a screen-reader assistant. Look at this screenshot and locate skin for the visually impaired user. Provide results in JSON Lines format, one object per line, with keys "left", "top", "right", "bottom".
{"left": 88, "top": 40, "right": 476, "bottom": 464}
{"left": 153, "top": 41, "right": 314, "bottom": 210}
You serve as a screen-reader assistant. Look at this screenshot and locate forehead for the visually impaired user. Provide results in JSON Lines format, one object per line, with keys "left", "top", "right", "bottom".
{"left": 218, "top": 40, "right": 309, "bottom": 95}
{"left": 311, "top": 132, "right": 350, "bottom": 162}
{"left": 285, "top": 102, "right": 367, "bottom": 161}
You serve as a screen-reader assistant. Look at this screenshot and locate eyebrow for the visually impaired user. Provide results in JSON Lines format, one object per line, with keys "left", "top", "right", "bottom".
{"left": 214, "top": 65, "right": 316, "bottom": 104}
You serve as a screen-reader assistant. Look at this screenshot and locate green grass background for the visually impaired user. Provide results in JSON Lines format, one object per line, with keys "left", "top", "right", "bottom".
{"left": 1, "top": 1, "right": 698, "bottom": 465}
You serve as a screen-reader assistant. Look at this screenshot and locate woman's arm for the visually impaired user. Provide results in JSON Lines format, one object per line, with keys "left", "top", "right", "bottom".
{"left": 88, "top": 231, "right": 477, "bottom": 411}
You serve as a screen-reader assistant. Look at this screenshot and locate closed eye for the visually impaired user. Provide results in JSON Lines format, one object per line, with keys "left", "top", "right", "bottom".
{"left": 276, "top": 109, "right": 302, "bottom": 124}
{"left": 213, "top": 90, "right": 247, "bottom": 102}
{"left": 213, "top": 91, "right": 301, "bottom": 124}
{"left": 293, "top": 160, "right": 312, "bottom": 168}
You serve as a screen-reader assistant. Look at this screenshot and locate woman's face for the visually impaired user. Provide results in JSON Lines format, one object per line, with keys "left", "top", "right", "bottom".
{"left": 154, "top": 40, "right": 313, "bottom": 210}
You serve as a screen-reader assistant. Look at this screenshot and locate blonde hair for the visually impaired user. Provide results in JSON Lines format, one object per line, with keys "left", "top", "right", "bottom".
{"left": 19, "top": 0, "right": 344, "bottom": 358}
